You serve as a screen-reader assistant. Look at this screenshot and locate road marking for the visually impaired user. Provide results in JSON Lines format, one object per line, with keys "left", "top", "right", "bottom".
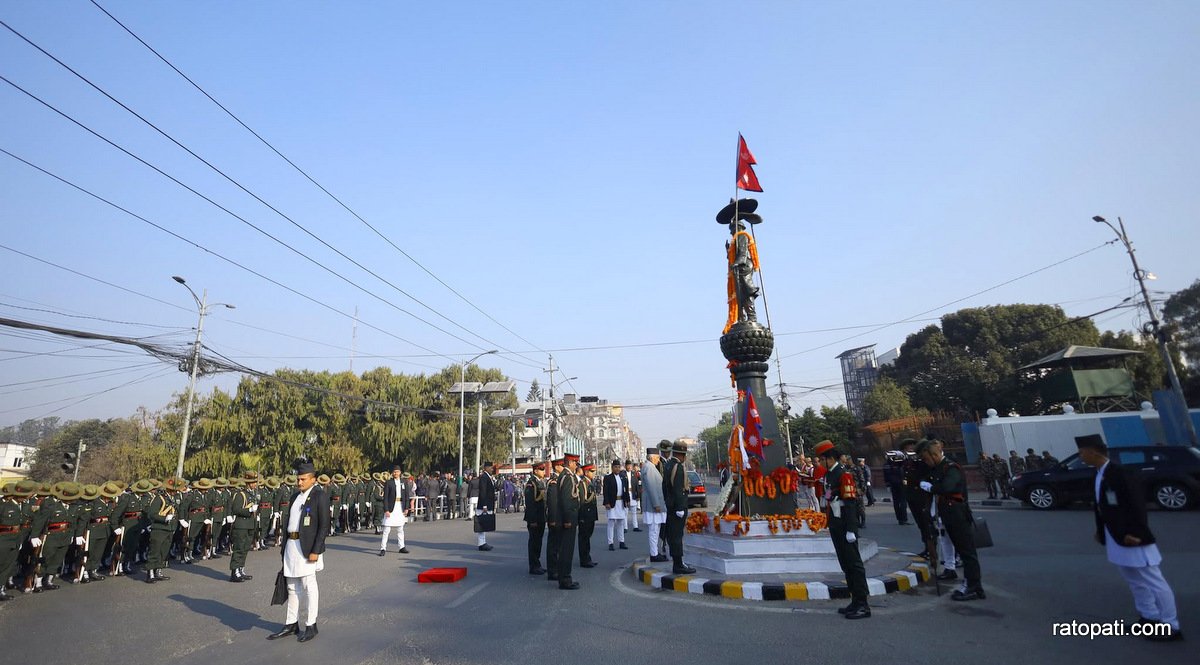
{"left": 446, "top": 581, "right": 489, "bottom": 608}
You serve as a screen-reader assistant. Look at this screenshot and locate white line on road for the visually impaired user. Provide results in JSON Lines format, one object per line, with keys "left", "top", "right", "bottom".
{"left": 446, "top": 581, "right": 490, "bottom": 608}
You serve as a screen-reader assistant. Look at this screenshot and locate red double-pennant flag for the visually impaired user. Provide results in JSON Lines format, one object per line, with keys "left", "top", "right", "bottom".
{"left": 736, "top": 133, "right": 763, "bottom": 192}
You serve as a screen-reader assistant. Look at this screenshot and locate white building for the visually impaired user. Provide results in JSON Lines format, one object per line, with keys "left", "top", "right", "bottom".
{"left": 0, "top": 441, "right": 36, "bottom": 484}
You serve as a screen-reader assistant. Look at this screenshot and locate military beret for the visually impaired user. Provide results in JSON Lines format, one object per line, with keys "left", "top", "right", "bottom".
{"left": 581, "top": 463, "right": 596, "bottom": 472}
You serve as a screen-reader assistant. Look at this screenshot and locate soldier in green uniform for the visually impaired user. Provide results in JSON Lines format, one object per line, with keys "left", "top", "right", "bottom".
{"left": 328, "top": 473, "right": 345, "bottom": 535}
{"left": 29, "top": 481, "right": 82, "bottom": 592}
{"left": 74, "top": 483, "right": 113, "bottom": 582}
{"left": 918, "top": 438, "right": 985, "bottom": 601}
{"left": 662, "top": 442, "right": 695, "bottom": 575}
{"left": 991, "top": 454, "right": 1012, "bottom": 499}
{"left": 1008, "top": 450, "right": 1026, "bottom": 477}
{"left": 275, "top": 475, "right": 295, "bottom": 547}
{"left": 814, "top": 440, "right": 871, "bottom": 619}
{"left": 229, "top": 472, "right": 258, "bottom": 582}
{"left": 144, "top": 477, "right": 184, "bottom": 583}
{"left": 371, "top": 472, "right": 386, "bottom": 535}
{"left": 523, "top": 462, "right": 547, "bottom": 575}
{"left": 545, "top": 458, "right": 563, "bottom": 581}
{"left": 216, "top": 477, "right": 235, "bottom": 556}
{"left": 577, "top": 463, "right": 598, "bottom": 568}
{"left": 184, "top": 478, "right": 213, "bottom": 561}
{"left": 900, "top": 439, "right": 932, "bottom": 557}
{"left": 254, "top": 475, "right": 274, "bottom": 550}
{"left": 0, "top": 480, "right": 37, "bottom": 600}
{"left": 979, "top": 454, "right": 997, "bottom": 499}
{"left": 112, "top": 480, "right": 146, "bottom": 574}
{"left": 555, "top": 453, "right": 581, "bottom": 590}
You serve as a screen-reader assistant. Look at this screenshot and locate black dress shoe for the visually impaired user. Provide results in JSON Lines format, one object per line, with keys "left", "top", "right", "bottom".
{"left": 378, "top": 549, "right": 386, "bottom": 557}
{"left": 267, "top": 623, "right": 298, "bottom": 640}
{"left": 951, "top": 587, "right": 986, "bottom": 601}
{"left": 559, "top": 581, "right": 580, "bottom": 590}
{"left": 230, "top": 573, "right": 245, "bottom": 583}
{"left": 530, "top": 567, "right": 546, "bottom": 575}
{"left": 608, "top": 544, "right": 615, "bottom": 551}
{"left": 633, "top": 528, "right": 641, "bottom": 532}
{"left": 844, "top": 605, "right": 872, "bottom": 619}
{"left": 837, "top": 602, "right": 857, "bottom": 615}
{"left": 1143, "top": 628, "right": 1183, "bottom": 642}
{"left": 478, "top": 544, "right": 493, "bottom": 551}
{"left": 398, "top": 547, "right": 409, "bottom": 554}
{"left": 156, "top": 571, "right": 170, "bottom": 581}
{"left": 672, "top": 565, "right": 697, "bottom": 575}
{"left": 581, "top": 562, "right": 597, "bottom": 568}
{"left": 298, "top": 624, "right": 318, "bottom": 643}
{"left": 240, "top": 573, "right": 252, "bottom": 581}
{"left": 650, "top": 554, "right": 669, "bottom": 563}
{"left": 547, "top": 574, "right": 558, "bottom": 581}
{"left": 936, "top": 570, "right": 958, "bottom": 581}
{"left": 0, "top": 592, "right": 12, "bottom": 601}
{"left": 898, "top": 521, "right": 910, "bottom": 525}
{"left": 618, "top": 543, "right": 628, "bottom": 550}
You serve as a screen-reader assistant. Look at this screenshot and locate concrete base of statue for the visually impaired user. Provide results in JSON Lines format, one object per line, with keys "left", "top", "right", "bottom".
{"left": 684, "top": 523, "right": 878, "bottom": 575}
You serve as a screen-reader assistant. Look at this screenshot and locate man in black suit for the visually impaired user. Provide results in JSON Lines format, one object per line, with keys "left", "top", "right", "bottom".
{"left": 603, "top": 460, "right": 630, "bottom": 550}
{"left": 1076, "top": 435, "right": 1182, "bottom": 641}
{"left": 380, "top": 465, "right": 410, "bottom": 556}
{"left": 474, "top": 463, "right": 497, "bottom": 551}
{"left": 268, "top": 461, "right": 329, "bottom": 644}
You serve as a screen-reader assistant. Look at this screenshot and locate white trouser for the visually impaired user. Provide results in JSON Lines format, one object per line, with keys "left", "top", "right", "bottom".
{"left": 628, "top": 500, "right": 640, "bottom": 528}
{"left": 468, "top": 497, "right": 478, "bottom": 517}
{"left": 476, "top": 531, "right": 487, "bottom": 546}
{"left": 647, "top": 522, "right": 662, "bottom": 556}
{"left": 936, "top": 517, "right": 957, "bottom": 571}
{"left": 285, "top": 574, "right": 319, "bottom": 627}
{"left": 607, "top": 518, "right": 626, "bottom": 544}
{"left": 1117, "top": 564, "right": 1180, "bottom": 630}
{"left": 380, "top": 524, "right": 405, "bottom": 550}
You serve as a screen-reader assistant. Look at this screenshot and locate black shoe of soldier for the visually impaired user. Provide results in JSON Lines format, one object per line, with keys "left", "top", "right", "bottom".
{"left": 650, "top": 554, "right": 669, "bottom": 563}
{"left": 619, "top": 543, "right": 628, "bottom": 550}
{"left": 951, "top": 587, "right": 985, "bottom": 601}
{"left": 672, "top": 564, "right": 697, "bottom": 575}
{"left": 837, "top": 601, "right": 857, "bottom": 615}
{"left": 844, "top": 605, "right": 871, "bottom": 619}
{"left": 937, "top": 570, "right": 958, "bottom": 581}
{"left": 559, "top": 581, "right": 580, "bottom": 590}
{"left": 530, "top": 567, "right": 546, "bottom": 575}
{"left": 581, "top": 561, "right": 597, "bottom": 568}
{"left": 398, "top": 547, "right": 409, "bottom": 554}
{"left": 378, "top": 549, "right": 385, "bottom": 557}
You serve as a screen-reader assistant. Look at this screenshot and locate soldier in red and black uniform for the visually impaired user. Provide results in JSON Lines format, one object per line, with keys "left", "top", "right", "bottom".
{"left": 917, "top": 438, "right": 984, "bottom": 601}
{"left": 814, "top": 440, "right": 870, "bottom": 619}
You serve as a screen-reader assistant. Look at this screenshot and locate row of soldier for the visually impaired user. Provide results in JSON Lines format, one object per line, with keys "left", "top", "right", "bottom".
{"left": 521, "top": 440, "right": 695, "bottom": 591}
{"left": 0, "top": 469, "right": 447, "bottom": 598}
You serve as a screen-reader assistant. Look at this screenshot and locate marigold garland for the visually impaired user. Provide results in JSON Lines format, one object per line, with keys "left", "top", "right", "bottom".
{"left": 686, "top": 512, "right": 711, "bottom": 534}
{"left": 716, "top": 509, "right": 828, "bottom": 536}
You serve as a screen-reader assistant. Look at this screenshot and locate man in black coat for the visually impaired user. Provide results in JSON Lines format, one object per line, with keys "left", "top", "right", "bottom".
{"left": 1076, "top": 435, "right": 1182, "bottom": 640}
{"left": 523, "top": 463, "right": 548, "bottom": 574}
{"left": 474, "top": 463, "right": 497, "bottom": 551}
{"left": 268, "top": 462, "right": 329, "bottom": 644}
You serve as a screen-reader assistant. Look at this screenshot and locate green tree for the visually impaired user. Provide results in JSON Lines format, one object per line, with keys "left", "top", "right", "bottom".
{"left": 886, "top": 304, "right": 1100, "bottom": 416}
{"left": 1097, "top": 330, "right": 1178, "bottom": 400}
{"left": 861, "top": 377, "right": 917, "bottom": 423}
{"left": 786, "top": 406, "right": 859, "bottom": 452}
{"left": 526, "top": 379, "right": 542, "bottom": 402}
{"left": 1163, "top": 278, "right": 1200, "bottom": 362}
{"left": 697, "top": 412, "right": 734, "bottom": 469}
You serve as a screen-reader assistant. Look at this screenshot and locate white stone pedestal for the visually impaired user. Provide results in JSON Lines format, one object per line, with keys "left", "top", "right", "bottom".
{"left": 684, "top": 521, "right": 877, "bottom": 575}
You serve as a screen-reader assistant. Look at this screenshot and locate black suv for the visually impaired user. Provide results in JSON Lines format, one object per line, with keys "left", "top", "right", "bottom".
{"left": 1011, "top": 445, "right": 1200, "bottom": 511}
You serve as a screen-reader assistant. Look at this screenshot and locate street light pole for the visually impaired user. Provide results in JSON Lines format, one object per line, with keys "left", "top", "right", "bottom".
{"left": 459, "top": 350, "right": 498, "bottom": 480}
{"left": 1094, "top": 216, "right": 1198, "bottom": 446}
{"left": 172, "top": 276, "right": 235, "bottom": 479}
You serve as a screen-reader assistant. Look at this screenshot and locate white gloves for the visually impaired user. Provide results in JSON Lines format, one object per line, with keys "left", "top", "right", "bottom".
{"left": 31, "top": 537, "right": 43, "bottom": 547}
{"left": 273, "top": 512, "right": 281, "bottom": 520}
{"left": 165, "top": 514, "right": 174, "bottom": 522}
{"left": 248, "top": 504, "right": 258, "bottom": 513}
{"left": 225, "top": 515, "right": 235, "bottom": 524}
{"left": 74, "top": 536, "right": 85, "bottom": 546}
{"left": 203, "top": 519, "right": 212, "bottom": 525}
{"left": 675, "top": 510, "right": 685, "bottom": 517}
{"left": 113, "top": 528, "right": 124, "bottom": 536}
{"left": 179, "top": 520, "right": 190, "bottom": 529}
{"left": 919, "top": 481, "right": 933, "bottom": 492}
{"left": 342, "top": 504, "right": 348, "bottom": 510}
{"left": 846, "top": 532, "right": 857, "bottom": 543}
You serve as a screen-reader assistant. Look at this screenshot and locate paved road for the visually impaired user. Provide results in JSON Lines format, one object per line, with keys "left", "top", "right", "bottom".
{"left": 0, "top": 505, "right": 1193, "bottom": 664}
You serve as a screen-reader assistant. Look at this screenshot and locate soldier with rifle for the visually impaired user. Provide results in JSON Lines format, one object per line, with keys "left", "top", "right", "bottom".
{"left": 253, "top": 475, "right": 273, "bottom": 550}
{"left": 555, "top": 453, "right": 581, "bottom": 590}
{"left": 144, "top": 477, "right": 185, "bottom": 583}
{"left": 275, "top": 474, "right": 296, "bottom": 547}
{"left": 544, "top": 458, "right": 563, "bottom": 582}
{"left": 28, "top": 481, "right": 82, "bottom": 592}
{"left": 75, "top": 483, "right": 115, "bottom": 582}
{"left": 228, "top": 472, "right": 258, "bottom": 582}
{"left": 371, "top": 472, "right": 386, "bottom": 534}
{"left": 0, "top": 480, "right": 37, "bottom": 600}
{"left": 577, "top": 463, "right": 599, "bottom": 568}
{"left": 329, "top": 473, "right": 346, "bottom": 535}
{"left": 523, "top": 462, "right": 547, "bottom": 575}
{"left": 184, "top": 478, "right": 213, "bottom": 561}
{"left": 112, "top": 480, "right": 150, "bottom": 575}
{"left": 208, "top": 477, "right": 230, "bottom": 558}
{"left": 814, "top": 441, "right": 871, "bottom": 619}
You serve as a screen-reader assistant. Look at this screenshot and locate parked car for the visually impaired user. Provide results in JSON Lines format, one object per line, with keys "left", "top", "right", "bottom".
{"left": 686, "top": 470, "right": 707, "bottom": 508}
{"left": 1011, "top": 445, "right": 1200, "bottom": 511}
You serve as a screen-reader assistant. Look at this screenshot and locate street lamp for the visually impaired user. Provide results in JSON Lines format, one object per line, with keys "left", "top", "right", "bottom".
{"left": 172, "top": 276, "right": 235, "bottom": 479}
{"left": 1092, "top": 216, "right": 1198, "bottom": 446}
{"left": 455, "top": 350, "right": 497, "bottom": 481}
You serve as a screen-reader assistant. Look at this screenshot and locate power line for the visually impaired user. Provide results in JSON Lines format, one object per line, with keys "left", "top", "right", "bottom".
{"left": 1, "top": 20, "right": 542, "bottom": 365}
{"left": 0, "top": 299, "right": 188, "bottom": 330}
{"left": 0, "top": 146, "right": 455, "bottom": 360}
{"left": 0, "top": 365, "right": 173, "bottom": 417}
{"left": 0, "top": 73, "right": 494, "bottom": 356}
{"left": 780, "top": 239, "right": 1120, "bottom": 359}
{"left": 0, "top": 361, "right": 164, "bottom": 396}
{"left": 89, "top": 0, "right": 549, "bottom": 361}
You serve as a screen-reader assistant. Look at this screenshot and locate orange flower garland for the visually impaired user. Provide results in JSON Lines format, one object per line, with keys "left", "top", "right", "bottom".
{"left": 686, "top": 512, "right": 711, "bottom": 534}
{"left": 716, "top": 509, "right": 828, "bottom": 536}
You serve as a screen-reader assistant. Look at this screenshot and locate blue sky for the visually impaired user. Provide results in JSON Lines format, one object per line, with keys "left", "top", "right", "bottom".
{"left": 2, "top": 1, "right": 1198, "bottom": 445}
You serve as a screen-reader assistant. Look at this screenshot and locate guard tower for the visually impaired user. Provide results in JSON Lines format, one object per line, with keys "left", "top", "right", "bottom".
{"left": 836, "top": 344, "right": 878, "bottom": 421}
{"left": 1018, "top": 345, "right": 1143, "bottom": 413}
